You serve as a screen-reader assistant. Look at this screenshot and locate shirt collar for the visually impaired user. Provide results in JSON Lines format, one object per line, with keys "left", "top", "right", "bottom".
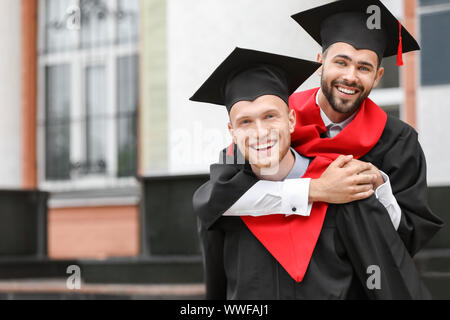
{"left": 315, "top": 89, "right": 357, "bottom": 130}
{"left": 286, "top": 148, "right": 310, "bottom": 180}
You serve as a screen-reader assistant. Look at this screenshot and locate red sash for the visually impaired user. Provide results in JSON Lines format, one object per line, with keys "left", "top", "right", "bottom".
{"left": 241, "top": 88, "right": 387, "bottom": 282}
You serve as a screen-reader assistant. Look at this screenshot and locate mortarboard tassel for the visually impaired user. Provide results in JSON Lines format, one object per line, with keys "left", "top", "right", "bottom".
{"left": 397, "top": 21, "right": 403, "bottom": 66}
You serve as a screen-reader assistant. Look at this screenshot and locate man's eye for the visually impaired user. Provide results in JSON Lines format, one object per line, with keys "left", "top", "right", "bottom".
{"left": 240, "top": 119, "right": 250, "bottom": 125}
{"left": 335, "top": 60, "right": 346, "bottom": 66}
{"left": 265, "top": 114, "right": 275, "bottom": 119}
{"left": 359, "top": 66, "right": 370, "bottom": 72}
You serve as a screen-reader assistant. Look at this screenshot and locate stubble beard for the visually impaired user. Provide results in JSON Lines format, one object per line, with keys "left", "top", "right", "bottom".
{"left": 321, "top": 74, "right": 371, "bottom": 116}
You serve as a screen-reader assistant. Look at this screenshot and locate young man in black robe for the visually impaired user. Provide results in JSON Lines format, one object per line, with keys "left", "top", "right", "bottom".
{"left": 192, "top": 0, "right": 443, "bottom": 300}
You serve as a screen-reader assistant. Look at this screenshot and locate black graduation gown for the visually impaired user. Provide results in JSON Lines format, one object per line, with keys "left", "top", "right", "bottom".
{"left": 193, "top": 115, "right": 443, "bottom": 300}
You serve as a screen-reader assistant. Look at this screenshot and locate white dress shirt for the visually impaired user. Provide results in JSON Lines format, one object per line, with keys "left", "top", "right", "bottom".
{"left": 223, "top": 90, "right": 402, "bottom": 230}
{"left": 223, "top": 148, "right": 313, "bottom": 217}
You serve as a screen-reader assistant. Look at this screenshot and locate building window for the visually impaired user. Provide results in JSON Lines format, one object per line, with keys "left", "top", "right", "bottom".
{"left": 117, "top": 55, "right": 139, "bottom": 177}
{"left": 85, "top": 65, "right": 108, "bottom": 175}
{"left": 419, "top": 2, "right": 450, "bottom": 86}
{"left": 377, "top": 56, "right": 400, "bottom": 89}
{"left": 381, "top": 104, "right": 400, "bottom": 119}
{"left": 38, "top": 0, "right": 140, "bottom": 187}
{"left": 45, "top": 64, "right": 71, "bottom": 180}
{"left": 419, "top": 0, "right": 449, "bottom": 6}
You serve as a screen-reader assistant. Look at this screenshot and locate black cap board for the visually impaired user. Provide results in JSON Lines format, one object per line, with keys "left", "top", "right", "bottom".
{"left": 189, "top": 47, "right": 321, "bottom": 112}
{"left": 291, "top": 0, "right": 420, "bottom": 66}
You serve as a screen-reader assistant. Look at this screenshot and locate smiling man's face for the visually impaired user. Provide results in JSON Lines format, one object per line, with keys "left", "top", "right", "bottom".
{"left": 319, "top": 42, "right": 385, "bottom": 116}
{"left": 228, "top": 95, "right": 295, "bottom": 170}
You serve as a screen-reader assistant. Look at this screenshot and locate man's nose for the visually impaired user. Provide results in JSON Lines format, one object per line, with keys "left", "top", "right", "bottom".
{"left": 255, "top": 120, "right": 269, "bottom": 137}
{"left": 342, "top": 66, "right": 358, "bottom": 83}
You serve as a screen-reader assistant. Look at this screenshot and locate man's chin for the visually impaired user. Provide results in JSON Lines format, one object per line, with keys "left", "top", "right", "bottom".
{"left": 332, "top": 92, "right": 369, "bottom": 114}
{"left": 331, "top": 98, "right": 361, "bottom": 114}
{"left": 249, "top": 156, "right": 280, "bottom": 169}
{"left": 251, "top": 160, "right": 282, "bottom": 177}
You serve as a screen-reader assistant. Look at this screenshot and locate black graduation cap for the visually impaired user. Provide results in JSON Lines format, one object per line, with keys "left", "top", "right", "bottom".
{"left": 291, "top": 0, "right": 420, "bottom": 66}
{"left": 190, "top": 47, "right": 321, "bottom": 112}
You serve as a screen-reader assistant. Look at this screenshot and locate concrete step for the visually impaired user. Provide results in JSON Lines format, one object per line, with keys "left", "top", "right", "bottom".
{"left": 80, "top": 256, "right": 204, "bottom": 284}
{"left": 414, "top": 249, "right": 450, "bottom": 273}
{"left": 421, "top": 272, "right": 450, "bottom": 300}
{"left": 0, "top": 256, "right": 203, "bottom": 284}
{"left": 0, "top": 279, "right": 205, "bottom": 300}
{"left": 415, "top": 249, "right": 450, "bottom": 299}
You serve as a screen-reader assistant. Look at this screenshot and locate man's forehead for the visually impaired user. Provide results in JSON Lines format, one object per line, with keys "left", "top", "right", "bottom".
{"left": 229, "top": 95, "right": 288, "bottom": 119}
{"left": 326, "top": 42, "right": 379, "bottom": 65}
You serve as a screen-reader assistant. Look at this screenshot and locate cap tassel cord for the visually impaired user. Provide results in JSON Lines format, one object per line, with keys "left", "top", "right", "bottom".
{"left": 397, "top": 21, "right": 404, "bottom": 66}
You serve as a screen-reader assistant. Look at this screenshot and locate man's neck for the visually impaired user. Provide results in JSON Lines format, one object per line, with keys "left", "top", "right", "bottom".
{"left": 317, "top": 89, "right": 356, "bottom": 124}
{"left": 251, "top": 150, "right": 295, "bottom": 181}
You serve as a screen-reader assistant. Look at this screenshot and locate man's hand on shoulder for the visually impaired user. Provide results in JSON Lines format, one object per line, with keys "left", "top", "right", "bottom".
{"left": 343, "top": 159, "right": 384, "bottom": 190}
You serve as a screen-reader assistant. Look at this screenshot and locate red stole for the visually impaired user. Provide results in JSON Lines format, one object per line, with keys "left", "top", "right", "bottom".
{"left": 241, "top": 88, "right": 387, "bottom": 282}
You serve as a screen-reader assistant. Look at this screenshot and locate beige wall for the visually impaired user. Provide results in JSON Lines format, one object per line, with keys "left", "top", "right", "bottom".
{"left": 0, "top": 0, "right": 22, "bottom": 188}
{"left": 418, "top": 84, "right": 450, "bottom": 186}
{"left": 140, "top": 0, "right": 169, "bottom": 176}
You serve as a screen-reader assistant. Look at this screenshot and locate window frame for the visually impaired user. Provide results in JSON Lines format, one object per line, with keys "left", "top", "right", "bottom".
{"left": 37, "top": 0, "right": 140, "bottom": 192}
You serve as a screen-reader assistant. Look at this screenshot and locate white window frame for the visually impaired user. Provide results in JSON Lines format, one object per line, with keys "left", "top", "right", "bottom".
{"left": 37, "top": 0, "right": 140, "bottom": 192}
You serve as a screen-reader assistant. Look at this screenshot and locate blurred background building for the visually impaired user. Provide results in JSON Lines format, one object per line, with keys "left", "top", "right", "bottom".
{"left": 0, "top": 0, "right": 448, "bottom": 299}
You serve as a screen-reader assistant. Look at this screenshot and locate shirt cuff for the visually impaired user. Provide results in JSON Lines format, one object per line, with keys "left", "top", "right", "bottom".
{"left": 223, "top": 180, "right": 284, "bottom": 216}
{"left": 282, "top": 178, "right": 312, "bottom": 217}
{"left": 223, "top": 178, "right": 312, "bottom": 217}
{"left": 375, "top": 171, "right": 401, "bottom": 230}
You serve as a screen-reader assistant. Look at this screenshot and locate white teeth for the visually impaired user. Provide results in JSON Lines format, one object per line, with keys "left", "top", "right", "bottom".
{"left": 337, "top": 87, "right": 356, "bottom": 95}
{"left": 251, "top": 141, "right": 276, "bottom": 151}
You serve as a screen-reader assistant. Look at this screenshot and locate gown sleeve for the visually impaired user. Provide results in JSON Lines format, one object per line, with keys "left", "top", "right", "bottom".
{"left": 193, "top": 147, "right": 257, "bottom": 299}
{"left": 197, "top": 217, "right": 227, "bottom": 299}
{"left": 379, "top": 123, "right": 443, "bottom": 255}
{"left": 192, "top": 146, "right": 258, "bottom": 230}
{"left": 334, "top": 197, "right": 432, "bottom": 299}
{"left": 334, "top": 120, "right": 443, "bottom": 299}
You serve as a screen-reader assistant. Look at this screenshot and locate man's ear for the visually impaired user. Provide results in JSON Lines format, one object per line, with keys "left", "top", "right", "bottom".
{"left": 372, "top": 66, "right": 385, "bottom": 89}
{"left": 317, "top": 52, "right": 323, "bottom": 63}
{"left": 316, "top": 52, "right": 323, "bottom": 77}
{"left": 288, "top": 109, "right": 296, "bottom": 134}
{"left": 228, "top": 122, "right": 237, "bottom": 144}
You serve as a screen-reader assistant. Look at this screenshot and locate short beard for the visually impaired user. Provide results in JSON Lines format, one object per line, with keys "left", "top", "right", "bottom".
{"left": 321, "top": 74, "right": 370, "bottom": 115}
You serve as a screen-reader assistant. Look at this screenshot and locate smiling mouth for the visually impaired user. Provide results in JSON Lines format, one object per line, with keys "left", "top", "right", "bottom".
{"left": 250, "top": 140, "right": 278, "bottom": 152}
{"left": 336, "top": 85, "right": 359, "bottom": 96}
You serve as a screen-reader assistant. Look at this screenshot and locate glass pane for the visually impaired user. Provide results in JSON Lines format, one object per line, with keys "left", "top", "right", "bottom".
{"left": 80, "top": 0, "right": 110, "bottom": 48}
{"left": 377, "top": 56, "right": 400, "bottom": 89}
{"left": 381, "top": 104, "right": 400, "bottom": 118}
{"left": 45, "top": 0, "right": 78, "bottom": 53}
{"left": 117, "top": 55, "right": 138, "bottom": 177}
{"left": 86, "top": 65, "right": 107, "bottom": 174}
{"left": 117, "top": 0, "right": 140, "bottom": 44}
{"left": 420, "top": 0, "right": 450, "bottom": 6}
{"left": 421, "top": 11, "right": 450, "bottom": 86}
{"left": 45, "top": 65, "right": 71, "bottom": 180}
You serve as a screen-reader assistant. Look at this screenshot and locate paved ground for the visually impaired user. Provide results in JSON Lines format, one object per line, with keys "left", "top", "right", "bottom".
{"left": 0, "top": 279, "right": 205, "bottom": 300}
